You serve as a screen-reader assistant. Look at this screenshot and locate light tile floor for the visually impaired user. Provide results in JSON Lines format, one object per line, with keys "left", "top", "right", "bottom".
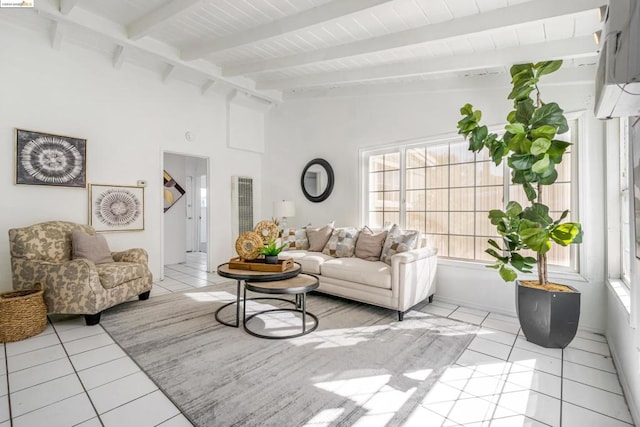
{"left": 1, "top": 253, "right": 635, "bottom": 426}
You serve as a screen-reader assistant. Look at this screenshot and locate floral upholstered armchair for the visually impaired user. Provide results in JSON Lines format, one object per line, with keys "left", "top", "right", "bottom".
{"left": 9, "top": 221, "right": 153, "bottom": 325}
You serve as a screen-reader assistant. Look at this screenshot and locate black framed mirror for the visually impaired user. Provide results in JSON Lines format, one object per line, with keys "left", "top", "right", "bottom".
{"left": 301, "top": 158, "right": 334, "bottom": 203}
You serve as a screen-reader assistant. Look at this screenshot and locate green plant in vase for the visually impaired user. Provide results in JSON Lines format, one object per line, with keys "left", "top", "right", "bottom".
{"left": 456, "top": 60, "right": 584, "bottom": 348}
{"left": 259, "top": 239, "right": 288, "bottom": 264}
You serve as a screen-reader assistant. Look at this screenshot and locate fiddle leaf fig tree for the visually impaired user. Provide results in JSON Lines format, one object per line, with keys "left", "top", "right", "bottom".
{"left": 457, "top": 61, "right": 583, "bottom": 286}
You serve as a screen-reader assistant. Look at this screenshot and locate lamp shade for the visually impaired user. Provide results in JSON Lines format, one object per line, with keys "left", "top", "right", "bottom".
{"left": 274, "top": 200, "right": 295, "bottom": 218}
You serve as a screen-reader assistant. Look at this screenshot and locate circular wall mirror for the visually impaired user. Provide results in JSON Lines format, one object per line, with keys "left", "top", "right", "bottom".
{"left": 301, "top": 158, "right": 334, "bottom": 203}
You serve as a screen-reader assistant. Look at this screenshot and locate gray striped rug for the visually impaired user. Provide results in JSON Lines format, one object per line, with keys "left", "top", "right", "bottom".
{"left": 101, "top": 282, "right": 477, "bottom": 427}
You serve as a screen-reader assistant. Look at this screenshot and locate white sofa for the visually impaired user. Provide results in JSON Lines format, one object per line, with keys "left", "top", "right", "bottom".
{"left": 282, "top": 245, "right": 438, "bottom": 320}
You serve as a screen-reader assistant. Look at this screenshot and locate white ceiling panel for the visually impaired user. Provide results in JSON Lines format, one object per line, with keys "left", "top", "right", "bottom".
{"left": 13, "top": 0, "right": 601, "bottom": 101}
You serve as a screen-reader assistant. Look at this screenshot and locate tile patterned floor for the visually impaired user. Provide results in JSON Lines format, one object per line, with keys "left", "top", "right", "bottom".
{"left": 0, "top": 253, "right": 635, "bottom": 426}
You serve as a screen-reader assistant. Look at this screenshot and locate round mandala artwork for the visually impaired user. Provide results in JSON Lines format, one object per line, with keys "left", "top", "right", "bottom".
{"left": 95, "top": 189, "right": 141, "bottom": 227}
{"left": 20, "top": 136, "right": 83, "bottom": 184}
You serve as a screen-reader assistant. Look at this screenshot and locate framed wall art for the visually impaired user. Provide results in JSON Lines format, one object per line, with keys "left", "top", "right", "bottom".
{"left": 15, "top": 129, "right": 87, "bottom": 188}
{"left": 163, "top": 170, "right": 185, "bottom": 212}
{"left": 89, "top": 184, "right": 144, "bottom": 232}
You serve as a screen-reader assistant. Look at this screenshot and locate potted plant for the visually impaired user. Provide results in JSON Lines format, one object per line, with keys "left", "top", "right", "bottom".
{"left": 259, "top": 239, "right": 288, "bottom": 264}
{"left": 457, "top": 60, "right": 584, "bottom": 348}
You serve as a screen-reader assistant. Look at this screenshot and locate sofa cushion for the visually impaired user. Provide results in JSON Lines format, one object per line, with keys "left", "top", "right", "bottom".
{"left": 281, "top": 251, "right": 333, "bottom": 274}
{"left": 96, "top": 262, "right": 147, "bottom": 289}
{"left": 306, "top": 225, "right": 333, "bottom": 251}
{"left": 322, "top": 227, "right": 360, "bottom": 258}
{"left": 281, "top": 228, "right": 309, "bottom": 251}
{"left": 71, "top": 230, "right": 114, "bottom": 264}
{"left": 321, "top": 257, "right": 391, "bottom": 290}
{"left": 354, "top": 227, "right": 388, "bottom": 261}
{"left": 380, "top": 224, "right": 419, "bottom": 265}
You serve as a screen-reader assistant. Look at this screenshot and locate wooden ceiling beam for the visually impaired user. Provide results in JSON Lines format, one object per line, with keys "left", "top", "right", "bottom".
{"left": 181, "top": 0, "right": 392, "bottom": 60}
{"left": 224, "top": 0, "right": 602, "bottom": 77}
{"left": 127, "top": 0, "right": 203, "bottom": 41}
{"left": 257, "top": 36, "right": 597, "bottom": 90}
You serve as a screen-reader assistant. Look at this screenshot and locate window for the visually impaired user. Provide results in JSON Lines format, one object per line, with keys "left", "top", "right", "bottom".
{"left": 362, "top": 120, "right": 579, "bottom": 269}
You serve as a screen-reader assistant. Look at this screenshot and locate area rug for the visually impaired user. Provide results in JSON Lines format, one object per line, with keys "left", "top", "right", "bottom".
{"left": 101, "top": 282, "right": 478, "bottom": 427}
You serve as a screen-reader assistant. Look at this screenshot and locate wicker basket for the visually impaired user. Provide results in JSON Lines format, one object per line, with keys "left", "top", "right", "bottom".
{"left": 0, "top": 284, "right": 47, "bottom": 343}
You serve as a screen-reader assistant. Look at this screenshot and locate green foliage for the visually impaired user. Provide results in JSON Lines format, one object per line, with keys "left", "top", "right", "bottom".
{"left": 456, "top": 61, "right": 584, "bottom": 283}
{"left": 259, "top": 239, "right": 288, "bottom": 256}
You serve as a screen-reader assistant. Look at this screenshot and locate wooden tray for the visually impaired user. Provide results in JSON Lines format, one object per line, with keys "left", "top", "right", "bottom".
{"left": 228, "top": 257, "right": 294, "bottom": 272}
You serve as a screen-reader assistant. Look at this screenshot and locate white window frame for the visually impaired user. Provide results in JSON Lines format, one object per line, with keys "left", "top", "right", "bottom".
{"left": 359, "top": 113, "right": 584, "bottom": 276}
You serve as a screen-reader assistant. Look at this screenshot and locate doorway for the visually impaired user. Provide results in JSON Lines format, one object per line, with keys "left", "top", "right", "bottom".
{"left": 162, "top": 152, "right": 209, "bottom": 276}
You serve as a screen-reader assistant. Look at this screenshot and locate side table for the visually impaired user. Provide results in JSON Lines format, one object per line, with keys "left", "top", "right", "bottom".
{"left": 244, "top": 274, "right": 319, "bottom": 339}
{"left": 215, "top": 262, "right": 302, "bottom": 327}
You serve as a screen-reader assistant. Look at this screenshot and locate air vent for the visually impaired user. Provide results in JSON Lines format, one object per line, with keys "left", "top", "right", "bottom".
{"left": 231, "top": 176, "right": 253, "bottom": 240}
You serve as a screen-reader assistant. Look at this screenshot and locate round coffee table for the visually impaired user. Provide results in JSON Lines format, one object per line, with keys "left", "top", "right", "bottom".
{"left": 216, "top": 263, "right": 302, "bottom": 327}
{"left": 243, "top": 274, "right": 319, "bottom": 339}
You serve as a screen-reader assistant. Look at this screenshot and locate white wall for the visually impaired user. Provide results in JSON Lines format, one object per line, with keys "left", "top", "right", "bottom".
{"left": 265, "top": 82, "right": 607, "bottom": 332}
{"left": 0, "top": 22, "right": 264, "bottom": 291}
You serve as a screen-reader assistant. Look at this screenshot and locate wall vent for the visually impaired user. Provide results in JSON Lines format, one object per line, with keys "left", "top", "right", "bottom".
{"left": 231, "top": 176, "right": 253, "bottom": 241}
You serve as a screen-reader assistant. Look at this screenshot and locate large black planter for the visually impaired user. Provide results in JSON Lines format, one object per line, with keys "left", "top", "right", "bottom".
{"left": 516, "top": 280, "right": 580, "bottom": 349}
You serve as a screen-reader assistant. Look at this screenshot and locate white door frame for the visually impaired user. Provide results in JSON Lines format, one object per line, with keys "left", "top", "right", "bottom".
{"left": 160, "top": 150, "right": 211, "bottom": 280}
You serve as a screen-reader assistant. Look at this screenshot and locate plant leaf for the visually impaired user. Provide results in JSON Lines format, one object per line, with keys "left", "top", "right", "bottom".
{"left": 530, "top": 103, "right": 567, "bottom": 132}
{"left": 499, "top": 265, "right": 518, "bottom": 282}
{"left": 531, "top": 154, "right": 550, "bottom": 174}
{"left": 460, "top": 103, "right": 474, "bottom": 115}
{"left": 505, "top": 123, "right": 526, "bottom": 135}
{"left": 531, "top": 125, "right": 556, "bottom": 140}
{"left": 535, "top": 60, "right": 563, "bottom": 77}
{"left": 522, "top": 203, "right": 553, "bottom": 225}
{"left": 550, "top": 222, "right": 582, "bottom": 246}
{"left": 486, "top": 248, "right": 508, "bottom": 263}
{"left": 520, "top": 227, "right": 552, "bottom": 253}
{"left": 515, "top": 99, "right": 535, "bottom": 125}
{"left": 488, "top": 239, "right": 503, "bottom": 251}
{"left": 523, "top": 182, "right": 537, "bottom": 201}
{"left": 509, "top": 153, "right": 535, "bottom": 170}
{"left": 531, "top": 137, "right": 551, "bottom": 156}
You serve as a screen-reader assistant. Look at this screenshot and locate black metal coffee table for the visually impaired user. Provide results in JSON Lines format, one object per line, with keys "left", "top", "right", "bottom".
{"left": 243, "top": 274, "right": 319, "bottom": 339}
{"left": 216, "top": 262, "right": 302, "bottom": 328}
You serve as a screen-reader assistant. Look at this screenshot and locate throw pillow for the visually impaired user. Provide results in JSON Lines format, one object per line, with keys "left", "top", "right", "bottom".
{"left": 322, "top": 227, "right": 360, "bottom": 258}
{"left": 306, "top": 225, "right": 334, "bottom": 251}
{"left": 280, "top": 228, "right": 310, "bottom": 251}
{"left": 379, "top": 224, "right": 420, "bottom": 265}
{"left": 354, "top": 226, "right": 388, "bottom": 261}
{"left": 71, "top": 230, "right": 114, "bottom": 264}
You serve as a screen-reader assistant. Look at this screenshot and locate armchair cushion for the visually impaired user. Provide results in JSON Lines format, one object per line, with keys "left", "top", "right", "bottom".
{"left": 71, "top": 230, "right": 114, "bottom": 264}
{"left": 9, "top": 221, "right": 94, "bottom": 262}
{"left": 96, "top": 263, "right": 148, "bottom": 289}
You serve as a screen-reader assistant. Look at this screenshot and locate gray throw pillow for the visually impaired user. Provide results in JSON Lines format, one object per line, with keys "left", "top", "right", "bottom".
{"left": 322, "top": 227, "right": 360, "bottom": 257}
{"left": 379, "top": 224, "right": 419, "bottom": 265}
{"left": 354, "top": 227, "right": 388, "bottom": 261}
{"left": 281, "top": 228, "right": 309, "bottom": 251}
{"left": 71, "top": 229, "right": 114, "bottom": 264}
{"left": 306, "top": 225, "right": 334, "bottom": 252}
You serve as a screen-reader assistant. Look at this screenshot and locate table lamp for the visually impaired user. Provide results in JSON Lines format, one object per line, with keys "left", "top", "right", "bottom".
{"left": 274, "top": 200, "right": 295, "bottom": 231}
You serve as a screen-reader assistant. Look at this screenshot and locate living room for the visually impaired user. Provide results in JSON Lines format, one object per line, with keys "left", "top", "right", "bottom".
{"left": 1, "top": 0, "right": 639, "bottom": 426}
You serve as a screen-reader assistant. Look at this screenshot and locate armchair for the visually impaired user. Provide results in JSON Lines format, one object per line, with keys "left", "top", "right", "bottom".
{"left": 8, "top": 221, "right": 153, "bottom": 325}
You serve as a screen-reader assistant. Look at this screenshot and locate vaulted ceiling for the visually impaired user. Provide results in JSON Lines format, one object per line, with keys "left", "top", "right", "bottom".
{"left": 3, "top": 0, "right": 603, "bottom": 104}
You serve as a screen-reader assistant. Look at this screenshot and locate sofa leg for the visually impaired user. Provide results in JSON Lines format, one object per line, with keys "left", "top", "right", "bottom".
{"left": 85, "top": 312, "right": 102, "bottom": 326}
{"left": 398, "top": 311, "right": 404, "bottom": 321}
{"left": 428, "top": 295, "right": 434, "bottom": 303}
{"left": 139, "top": 291, "right": 151, "bottom": 301}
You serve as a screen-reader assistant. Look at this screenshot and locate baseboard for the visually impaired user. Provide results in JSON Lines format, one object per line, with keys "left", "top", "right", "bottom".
{"left": 608, "top": 340, "right": 640, "bottom": 426}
